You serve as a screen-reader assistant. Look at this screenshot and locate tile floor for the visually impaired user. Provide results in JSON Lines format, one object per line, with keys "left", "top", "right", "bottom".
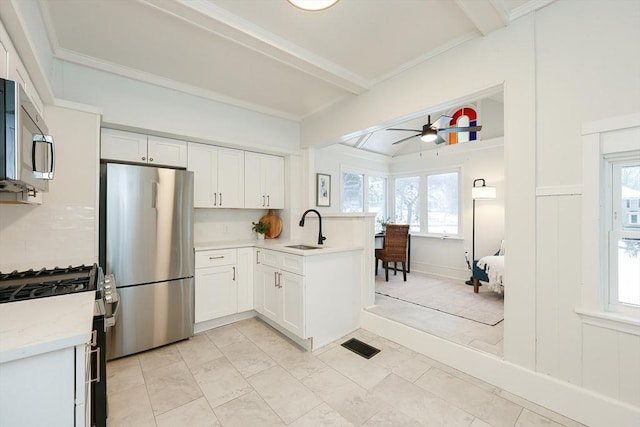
{"left": 369, "top": 272, "right": 504, "bottom": 357}
{"left": 107, "top": 317, "right": 583, "bottom": 426}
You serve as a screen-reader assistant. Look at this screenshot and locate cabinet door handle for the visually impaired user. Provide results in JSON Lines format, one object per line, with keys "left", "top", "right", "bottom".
{"left": 209, "top": 256, "right": 224, "bottom": 260}
{"left": 219, "top": 193, "right": 222, "bottom": 206}
{"left": 149, "top": 157, "right": 154, "bottom": 162}
{"left": 267, "top": 195, "right": 270, "bottom": 206}
{"left": 213, "top": 192, "right": 217, "bottom": 206}
{"left": 256, "top": 250, "right": 260, "bottom": 264}
{"left": 274, "top": 271, "right": 278, "bottom": 288}
{"left": 232, "top": 266, "right": 236, "bottom": 281}
{"left": 262, "top": 195, "right": 265, "bottom": 207}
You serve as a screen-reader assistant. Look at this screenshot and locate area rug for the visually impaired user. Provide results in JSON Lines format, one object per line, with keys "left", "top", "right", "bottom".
{"left": 375, "top": 271, "right": 504, "bottom": 326}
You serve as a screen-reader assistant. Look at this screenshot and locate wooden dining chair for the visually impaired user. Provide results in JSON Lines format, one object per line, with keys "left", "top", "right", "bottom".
{"left": 375, "top": 224, "right": 410, "bottom": 281}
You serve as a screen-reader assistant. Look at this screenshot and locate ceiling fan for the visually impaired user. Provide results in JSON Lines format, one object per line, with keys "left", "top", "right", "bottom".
{"left": 388, "top": 115, "right": 482, "bottom": 145}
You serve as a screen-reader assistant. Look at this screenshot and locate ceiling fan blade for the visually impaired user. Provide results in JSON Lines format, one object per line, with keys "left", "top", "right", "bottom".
{"left": 437, "top": 125, "right": 483, "bottom": 134}
{"left": 391, "top": 133, "right": 421, "bottom": 145}
{"left": 434, "top": 135, "right": 446, "bottom": 144}
{"left": 433, "top": 114, "right": 453, "bottom": 129}
{"left": 387, "top": 128, "right": 421, "bottom": 132}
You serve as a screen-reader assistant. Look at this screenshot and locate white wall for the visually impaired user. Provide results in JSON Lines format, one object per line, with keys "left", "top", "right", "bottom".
{"left": 534, "top": 0, "right": 640, "bottom": 409}
{"left": 0, "top": 105, "right": 101, "bottom": 271}
{"left": 52, "top": 61, "right": 300, "bottom": 155}
{"left": 301, "top": 1, "right": 640, "bottom": 425}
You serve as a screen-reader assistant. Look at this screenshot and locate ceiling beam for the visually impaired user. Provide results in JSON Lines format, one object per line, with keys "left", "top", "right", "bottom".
{"left": 454, "top": 0, "right": 509, "bottom": 36}
{"left": 141, "top": 0, "right": 369, "bottom": 95}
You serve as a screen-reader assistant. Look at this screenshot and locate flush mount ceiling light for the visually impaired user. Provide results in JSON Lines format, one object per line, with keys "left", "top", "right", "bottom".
{"left": 287, "top": 0, "right": 339, "bottom": 11}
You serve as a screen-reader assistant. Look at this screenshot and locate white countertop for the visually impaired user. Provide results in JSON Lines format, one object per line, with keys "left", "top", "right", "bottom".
{"left": 0, "top": 292, "right": 95, "bottom": 364}
{"left": 195, "top": 239, "right": 363, "bottom": 256}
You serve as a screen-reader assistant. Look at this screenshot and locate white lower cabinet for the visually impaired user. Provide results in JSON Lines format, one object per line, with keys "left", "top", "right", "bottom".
{"left": 254, "top": 247, "right": 362, "bottom": 349}
{"left": 254, "top": 249, "right": 306, "bottom": 339}
{"left": 195, "top": 247, "right": 253, "bottom": 324}
{"left": 0, "top": 345, "right": 87, "bottom": 427}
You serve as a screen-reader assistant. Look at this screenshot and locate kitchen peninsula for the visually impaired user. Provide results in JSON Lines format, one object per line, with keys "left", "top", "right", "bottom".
{"left": 194, "top": 239, "right": 363, "bottom": 350}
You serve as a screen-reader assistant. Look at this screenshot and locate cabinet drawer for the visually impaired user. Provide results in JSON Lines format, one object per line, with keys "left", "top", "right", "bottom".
{"left": 280, "top": 253, "right": 304, "bottom": 275}
{"left": 259, "top": 250, "right": 304, "bottom": 275}
{"left": 195, "top": 249, "right": 237, "bottom": 268}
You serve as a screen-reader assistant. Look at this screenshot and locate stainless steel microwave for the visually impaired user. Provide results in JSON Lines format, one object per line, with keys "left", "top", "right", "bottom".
{"left": 0, "top": 78, "right": 54, "bottom": 193}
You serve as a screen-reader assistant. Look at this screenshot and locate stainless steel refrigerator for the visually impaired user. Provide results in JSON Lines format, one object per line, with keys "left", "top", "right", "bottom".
{"left": 100, "top": 162, "right": 194, "bottom": 360}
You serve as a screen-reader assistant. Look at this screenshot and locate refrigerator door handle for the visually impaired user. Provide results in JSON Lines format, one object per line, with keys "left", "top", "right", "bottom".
{"left": 152, "top": 181, "right": 158, "bottom": 208}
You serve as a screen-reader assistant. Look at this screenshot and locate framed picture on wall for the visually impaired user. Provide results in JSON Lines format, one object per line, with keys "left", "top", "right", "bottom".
{"left": 316, "top": 173, "right": 331, "bottom": 207}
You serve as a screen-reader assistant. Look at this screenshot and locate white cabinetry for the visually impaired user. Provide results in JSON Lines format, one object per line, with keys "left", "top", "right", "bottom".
{"left": 244, "top": 152, "right": 284, "bottom": 209}
{"left": 101, "top": 128, "right": 187, "bottom": 167}
{"left": 254, "top": 249, "right": 305, "bottom": 338}
{"left": 194, "top": 247, "right": 254, "bottom": 325}
{"left": 0, "top": 38, "right": 7, "bottom": 79}
{"left": 254, "top": 248, "right": 362, "bottom": 349}
{"left": 188, "top": 143, "right": 244, "bottom": 208}
{"left": 236, "top": 247, "right": 254, "bottom": 312}
{"left": 0, "top": 345, "right": 87, "bottom": 427}
{"left": 195, "top": 249, "right": 238, "bottom": 323}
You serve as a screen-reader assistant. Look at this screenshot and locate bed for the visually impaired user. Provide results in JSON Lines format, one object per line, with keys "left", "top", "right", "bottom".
{"left": 475, "top": 255, "right": 505, "bottom": 294}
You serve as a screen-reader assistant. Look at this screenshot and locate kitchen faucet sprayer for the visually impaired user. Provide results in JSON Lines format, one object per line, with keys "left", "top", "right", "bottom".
{"left": 299, "top": 209, "right": 326, "bottom": 245}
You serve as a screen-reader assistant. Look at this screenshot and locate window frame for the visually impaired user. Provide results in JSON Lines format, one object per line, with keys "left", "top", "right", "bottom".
{"left": 393, "top": 174, "right": 422, "bottom": 233}
{"left": 339, "top": 166, "right": 388, "bottom": 227}
{"left": 578, "top": 114, "right": 640, "bottom": 335}
{"left": 606, "top": 158, "right": 640, "bottom": 317}
{"left": 425, "top": 168, "right": 462, "bottom": 238}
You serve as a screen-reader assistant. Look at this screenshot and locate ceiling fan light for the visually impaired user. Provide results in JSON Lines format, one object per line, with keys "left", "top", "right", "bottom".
{"left": 288, "top": 0, "right": 339, "bottom": 11}
{"left": 420, "top": 128, "right": 438, "bottom": 142}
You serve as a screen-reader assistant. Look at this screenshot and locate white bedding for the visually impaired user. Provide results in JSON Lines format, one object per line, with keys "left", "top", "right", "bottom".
{"left": 477, "top": 255, "right": 505, "bottom": 294}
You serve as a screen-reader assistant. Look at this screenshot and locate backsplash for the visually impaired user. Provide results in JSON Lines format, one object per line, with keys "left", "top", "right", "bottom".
{"left": 0, "top": 203, "right": 96, "bottom": 271}
{"left": 194, "top": 208, "right": 286, "bottom": 243}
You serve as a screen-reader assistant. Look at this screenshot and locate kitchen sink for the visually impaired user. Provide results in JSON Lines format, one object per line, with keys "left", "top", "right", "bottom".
{"left": 285, "top": 244, "right": 321, "bottom": 250}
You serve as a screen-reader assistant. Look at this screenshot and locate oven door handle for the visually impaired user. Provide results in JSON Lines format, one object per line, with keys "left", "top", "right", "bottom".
{"left": 104, "top": 291, "right": 120, "bottom": 328}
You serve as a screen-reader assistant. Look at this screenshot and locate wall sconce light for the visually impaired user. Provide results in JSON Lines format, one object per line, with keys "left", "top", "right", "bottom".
{"left": 466, "top": 178, "right": 497, "bottom": 286}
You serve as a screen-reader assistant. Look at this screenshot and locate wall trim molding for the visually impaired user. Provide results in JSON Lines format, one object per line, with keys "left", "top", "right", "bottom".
{"left": 535, "top": 185, "right": 582, "bottom": 196}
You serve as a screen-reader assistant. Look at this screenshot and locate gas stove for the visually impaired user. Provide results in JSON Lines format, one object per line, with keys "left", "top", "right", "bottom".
{"left": 0, "top": 264, "right": 100, "bottom": 303}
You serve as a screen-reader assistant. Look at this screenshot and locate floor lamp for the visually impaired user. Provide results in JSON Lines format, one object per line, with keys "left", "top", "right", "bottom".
{"left": 465, "top": 178, "right": 497, "bottom": 286}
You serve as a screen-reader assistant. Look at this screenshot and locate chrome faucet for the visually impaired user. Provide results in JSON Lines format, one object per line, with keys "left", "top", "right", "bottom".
{"left": 299, "top": 209, "right": 326, "bottom": 245}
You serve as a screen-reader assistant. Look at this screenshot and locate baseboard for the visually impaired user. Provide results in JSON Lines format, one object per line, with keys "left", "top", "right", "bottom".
{"left": 409, "top": 262, "right": 470, "bottom": 281}
{"left": 361, "top": 310, "right": 640, "bottom": 427}
{"left": 194, "top": 310, "right": 257, "bottom": 334}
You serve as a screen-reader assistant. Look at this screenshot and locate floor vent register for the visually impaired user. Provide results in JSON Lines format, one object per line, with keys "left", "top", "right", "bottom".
{"left": 340, "top": 338, "right": 381, "bottom": 359}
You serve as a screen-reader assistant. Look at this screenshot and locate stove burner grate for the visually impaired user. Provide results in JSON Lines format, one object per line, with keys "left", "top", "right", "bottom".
{"left": 0, "top": 264, "right": 99, "bottom": 303}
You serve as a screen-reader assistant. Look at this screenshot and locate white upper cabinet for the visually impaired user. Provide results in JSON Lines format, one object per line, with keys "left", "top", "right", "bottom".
{"left": 187, "top": 142, "right": 244, "bottom": 208}
{"left": 0, "top": 39, "right": 8, "bottom": 79}
{"left": 244, "top": 152, "right": 284, "bottom": 209}
{"left": 147, "top": 136, "right": 188, "bottom": 167}
{"left": 101, "top": 129, "right": 187, "bottom": 168}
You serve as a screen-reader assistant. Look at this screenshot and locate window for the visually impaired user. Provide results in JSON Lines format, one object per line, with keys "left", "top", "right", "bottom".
{"left": 579, "top": 116, "right": 640, "bottom": 332}
{"left": 342, "top": 172, "right": 364, "bottom": 212}
{"left": 426, "top": 171, "right": 459, "bottom": 235}
{"left": 609, "top": 160, "right": 640, "bottom": 315}
{"left": 368, "top": 176, "right": 387, "bottom": 228}
{"left": 341, "top": 171, "right": 388, "bottom": 225}
{"left": 395, "top": 176, "right": 420, "bottom": 232}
